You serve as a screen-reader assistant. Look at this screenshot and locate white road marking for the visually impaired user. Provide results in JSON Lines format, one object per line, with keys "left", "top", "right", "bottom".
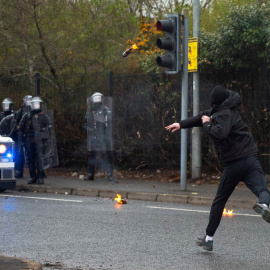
{"left": 146, "top": 206, "right": 260, "bottom": 217}
{"left": 0, "top": 194, "right": 83, "bottom": 203}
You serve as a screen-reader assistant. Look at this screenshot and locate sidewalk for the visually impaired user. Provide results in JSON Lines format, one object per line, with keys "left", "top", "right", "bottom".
{"left": 0, "top": 255, "right": 42, "bottom": 270}
{"left": 14, "top": 172, "right": 260, "bottom": 209}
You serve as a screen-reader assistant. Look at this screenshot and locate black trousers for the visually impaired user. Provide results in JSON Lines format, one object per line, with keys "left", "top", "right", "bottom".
{"left": 14, "top": 142, "right": 25, "bottom": 174}
{"left": 206, "top": 154, "right": 270, "bottom": 237}
{"left": 25, "top": 136, "right": 43, "bottom": 179}
{"left": 88, "top": 151, "right": 113, "bottom": 175}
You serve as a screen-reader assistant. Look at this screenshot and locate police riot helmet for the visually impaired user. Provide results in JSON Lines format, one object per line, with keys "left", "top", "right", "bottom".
{"left": 23, "top": 95, "right": 32, "bottom": 107}
{"left": 31, "top": 96, "right": 43, "bottom": 111}
{"left": 91, "top": 92, "right": 103, "bottom": 104}
{"left": 2, "top": 98, "right": 13, "bottom": 112}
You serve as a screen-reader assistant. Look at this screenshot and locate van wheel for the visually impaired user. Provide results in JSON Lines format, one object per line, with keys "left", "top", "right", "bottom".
{"left": 0, "top": 189, "right": 6, "bottom": 193}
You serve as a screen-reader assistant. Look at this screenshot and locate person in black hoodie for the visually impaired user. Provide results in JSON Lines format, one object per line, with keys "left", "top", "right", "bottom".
{"left": 165, "top": 85, "right": 270, "bottom": 251}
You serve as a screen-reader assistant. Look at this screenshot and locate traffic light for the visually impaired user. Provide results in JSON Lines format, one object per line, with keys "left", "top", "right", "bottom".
{"left": 156, "top": 14, "right": 181, "bottom": 74}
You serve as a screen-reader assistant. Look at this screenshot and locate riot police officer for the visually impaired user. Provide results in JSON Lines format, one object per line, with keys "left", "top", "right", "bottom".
{"left": 13, "top": 95, "right": 33, "bottom": 178}
{"left": 0, "top": 98, "right": 14, "bottom": 122}
{"left": 19, "top": 97, "right": 52, "bottom": 184}
{"left": 84, "top": 92, "right": 114, "bottom": 181}
{"left": 15, "top": 95, "right": 32, "bottom": 123}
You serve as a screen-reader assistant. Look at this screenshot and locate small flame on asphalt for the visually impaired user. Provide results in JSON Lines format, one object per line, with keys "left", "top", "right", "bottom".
{"left": 114, "top": 194, "right": 127, "bottom": 204}
{"left": 115, "top": 194, "right": 123, "bottom": 204}
{"left": 223, "top": 208, "right": 234, "bottom": 217}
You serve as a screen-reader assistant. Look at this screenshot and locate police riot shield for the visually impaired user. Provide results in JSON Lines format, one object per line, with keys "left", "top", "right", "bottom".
{"left": 32, "top": 113, "right": 53, "bottom": 171}
{"left": 86, "top": 96, "right": 113, "bottom": 151}
{"left": 42, "top": 103, "right": 59, "bottom": 167}
{"left": 46, "top": 109, "right": 59, "bottom": 167}
{"left": 0, "top": 114, "right": 18, "bottom": 142}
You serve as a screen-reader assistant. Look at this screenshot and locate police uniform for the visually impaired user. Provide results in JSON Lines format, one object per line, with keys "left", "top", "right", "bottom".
{"left": 85, "top": 92, "right": 114, "bottom": 181}
{"left": 19, "top": 97, "right": 51, "bottom": 184}
{"left": 14, "top": 95, "right": 33, "bottom": 178}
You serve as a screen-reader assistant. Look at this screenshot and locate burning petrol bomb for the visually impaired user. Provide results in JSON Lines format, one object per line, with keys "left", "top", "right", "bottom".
{"left": 122, "top": 45, "right": 138, "bottom": 57}
{"left": 115, "top": 194, "right": 127, "bottom": 204}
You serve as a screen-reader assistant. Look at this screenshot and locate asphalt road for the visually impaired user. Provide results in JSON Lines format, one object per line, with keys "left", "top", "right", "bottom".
{"left": 0, "top": 192, "right": 269, "bottom": 270}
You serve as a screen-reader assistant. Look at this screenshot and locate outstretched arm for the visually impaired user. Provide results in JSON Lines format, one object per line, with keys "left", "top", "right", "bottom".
{"left": 165, "top": 109, "right": 212, "bottom": 132}
{"left": 165, "top": 123, "right": 180, "bottom": 132}
{"left": 166, "top": 114, "right": 204, "bottom": 133}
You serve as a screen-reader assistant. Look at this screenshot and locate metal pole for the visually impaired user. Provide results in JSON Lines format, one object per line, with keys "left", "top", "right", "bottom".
{"left": 180, "top": 9, "right": 189, "bottom": 191}
{"left": 192, "top": 0, "right": 201, "bottom": 180}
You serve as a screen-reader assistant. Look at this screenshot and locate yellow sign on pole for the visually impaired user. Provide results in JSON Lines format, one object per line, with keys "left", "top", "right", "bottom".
{"left": 188, "top": 37, "right": 198, "bottom": 72}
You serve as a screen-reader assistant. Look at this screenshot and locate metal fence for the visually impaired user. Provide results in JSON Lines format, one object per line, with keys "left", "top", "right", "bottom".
{"left": 0, "top": 72, "right": 269, "bottom": 174}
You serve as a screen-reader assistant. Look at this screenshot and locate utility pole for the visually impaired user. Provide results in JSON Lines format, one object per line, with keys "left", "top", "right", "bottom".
{"left": 180, "top": 8, "right": 189, "bottom": 191}
{"left": 192, "top": 0, "right": 201, "bottom": 181}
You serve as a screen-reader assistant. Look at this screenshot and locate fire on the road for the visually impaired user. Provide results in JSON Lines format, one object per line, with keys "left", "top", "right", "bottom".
{"left": 223, "top": 208, "right": 234, "bottom": 217}
{"left": 114, "top": 194, "right": 127, "bottom": 204}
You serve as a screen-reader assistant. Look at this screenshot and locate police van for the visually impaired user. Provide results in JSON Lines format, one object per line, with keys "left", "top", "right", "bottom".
{"left": 0, "top": 135, "right": 16, "bottom": 192}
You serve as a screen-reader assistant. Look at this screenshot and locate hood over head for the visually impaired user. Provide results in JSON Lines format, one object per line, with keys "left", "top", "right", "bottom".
{"left": 210, "top": 85, "right": 229, "bottom": 106}
{"left": 210, "top": 87, "right": 241, "bottom": 115}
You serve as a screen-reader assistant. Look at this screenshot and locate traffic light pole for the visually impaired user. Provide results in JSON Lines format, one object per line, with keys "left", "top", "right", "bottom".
{"left": 180, "top": 9, "right": 189, "bottom": 191}
{"left": 155, "top": 12, "right": 188, "bottom": 190}
{"left": 192, "top": 0, "right": 202, "bottom": 181}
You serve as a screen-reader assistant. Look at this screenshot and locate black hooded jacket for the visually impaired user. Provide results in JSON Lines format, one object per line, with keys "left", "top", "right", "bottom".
{"left": 179, "top": 90, "right": 258, "bottom": 163}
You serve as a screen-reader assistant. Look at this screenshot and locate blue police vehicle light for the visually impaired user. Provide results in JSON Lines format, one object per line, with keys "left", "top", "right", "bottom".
{"left": 1, "top": 152, "right": 13, "bottom": 162}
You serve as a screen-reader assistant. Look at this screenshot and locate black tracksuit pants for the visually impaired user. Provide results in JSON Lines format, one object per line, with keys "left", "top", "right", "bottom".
{"left": 206, "top": 154, "right": 270, "bottom": 237}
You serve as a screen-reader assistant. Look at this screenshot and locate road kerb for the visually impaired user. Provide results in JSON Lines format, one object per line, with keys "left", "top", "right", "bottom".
{"left": 14, "top": 184, "right": 256, "bottom": 209}
{"left": 188, "top": 196, "right": 214, "bottom": 206}
{"left": 45, "top": 186, "right": 73, "bottom": 195}
{"left": 157, "top": 193, "right": 188, "bottom": 203}
{"left": 72, "top": 188, "right": 99, "bottom": 197}
{"left": 127, "top": 192, "right": 158, "bottom": 201}
{"left": 19, "top": 185, "right": 46, "bottom": 193}
{"left": 99, "top": 190, "right": 126, "bottom": 199}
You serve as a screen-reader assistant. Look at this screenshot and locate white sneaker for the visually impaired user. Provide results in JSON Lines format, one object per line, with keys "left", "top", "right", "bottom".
{"left": 253, "top": 203, "right": 270, "bottom": 223}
